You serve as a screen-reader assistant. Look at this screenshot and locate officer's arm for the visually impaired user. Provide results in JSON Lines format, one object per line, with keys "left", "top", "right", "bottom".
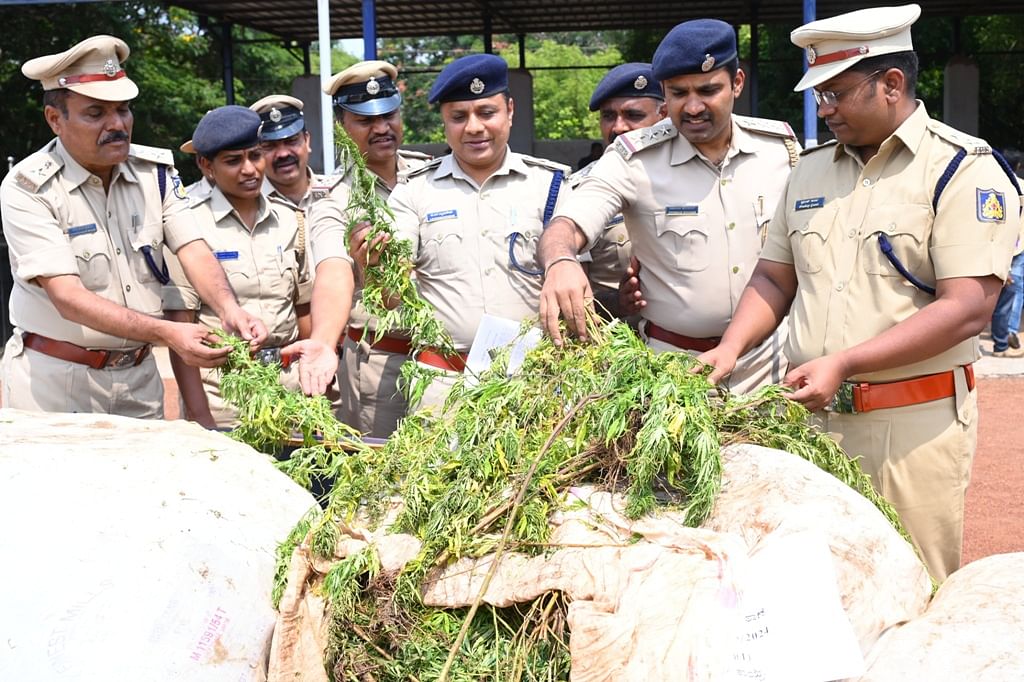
{"left": 175, "top": 240, "right": 268, "bottom": 346}
{"left": 538, "top": 216, "right": 591, "bottom": 345}
{"left": 164, "top": 308, "right": 217, "bottom": 428}
{"left": 700, "top": 259, "right": 797, "bottom": 384}
{"left": 35, "top": 273, "right": 231, "bottom": 367}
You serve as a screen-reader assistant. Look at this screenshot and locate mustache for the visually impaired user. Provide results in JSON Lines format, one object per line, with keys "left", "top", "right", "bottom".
{"left": 100, "top": 131, "right": 129, "bottom": 145}
{"left": 273, "top": 155, "right": 299, "bottom": 169}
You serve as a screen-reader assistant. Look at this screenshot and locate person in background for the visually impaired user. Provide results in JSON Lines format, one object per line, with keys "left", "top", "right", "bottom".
{"left": 576, "top": 141, "right": 603, "bottom": 171}
{"left": 163, "top": 106, "right": 311, "bottom": 428}
{"left": 698, "top": 4, "right": 1020, "bottom": 581}
{"left": 990, "top": 148, "right": 1024, "bottom": 358}
{"left": 1, "top": 35, "right": 265, "bottom": 418}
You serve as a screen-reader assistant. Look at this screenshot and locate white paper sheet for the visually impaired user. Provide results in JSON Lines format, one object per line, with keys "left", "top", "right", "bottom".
{"left": 464, "top": 314, "right": 543, "bottom": 384}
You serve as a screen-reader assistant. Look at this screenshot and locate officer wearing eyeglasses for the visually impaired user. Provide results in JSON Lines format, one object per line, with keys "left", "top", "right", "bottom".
{"left": 699, "top": 3, "right": 1020, "bottom": 581}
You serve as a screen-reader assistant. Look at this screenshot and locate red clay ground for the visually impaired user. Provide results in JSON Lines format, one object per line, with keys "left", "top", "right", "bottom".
{"left": 10, "top": 375, "right": 1024, "bottom": 565}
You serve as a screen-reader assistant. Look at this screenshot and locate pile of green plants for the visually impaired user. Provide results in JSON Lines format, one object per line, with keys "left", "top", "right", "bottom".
{"left": 217, "top": 317, "right": 904, "bottom": 682}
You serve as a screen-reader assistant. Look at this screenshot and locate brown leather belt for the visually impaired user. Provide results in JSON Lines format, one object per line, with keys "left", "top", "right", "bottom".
{"left": 22, "top": 332, "right": 151, "bottom": 370}
{"left": 830, "top": 365, "right": 975, "bottom": 414}
{"left": 645, "top": 321, "right": 721, "bottom": 352}
{"left": 346, "top": 326, "right": 412, "bottom": 355}
{"left": 416, "top": 348, "right": 469, "bottom": 373}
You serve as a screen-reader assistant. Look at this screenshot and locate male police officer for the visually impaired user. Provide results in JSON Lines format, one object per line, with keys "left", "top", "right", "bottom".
{"left": 699, "top": 4, "right": 1020, "bottom": 580}
{"left": 284, "top": 61, "right": 429, "bottom": 437}
{"left": 539, "top": 20, "right": 799, "bottom": 393}
{"left": 1, "top": 35, "right": 266, "bottom": 418}
{"left": 351, "top": 54, "right": 573, "bottom": 412}
{"left": 574, "top": 63, "right": 666, "bottom": 318}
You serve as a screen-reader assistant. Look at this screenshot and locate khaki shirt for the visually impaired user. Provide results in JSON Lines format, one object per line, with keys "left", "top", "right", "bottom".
{"left": 761, "top": 104, "right": 1021, "bottom": 382}
{"left": 390, "top": 149, "right": 573, "bottom": 350}
{"left": 0, "top": 139, "right": 200, "bottom": 349}
{"left": 558, "top": 116, "right": 797, "bottom": 338}
{"left": 162, "top": 187, "right": 311, "bottom": 348}
{"left": 308, "top": 149, "right": 432, "bottom": 329}
{"left": 569, "top": 161, "right": 631, "bottom": 294}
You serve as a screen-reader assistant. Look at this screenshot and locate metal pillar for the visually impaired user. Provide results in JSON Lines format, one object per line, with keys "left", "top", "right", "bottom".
{"left": 518, "top": 33, "right": 526, "bottom": 68}
{"left": 484, "top": 13, "right": 493, "bottom": 54}
{"left": 318, "top": 0, "right": 334, "bottom": 173}
{"left": 221, "top": 22, "right": 235, "bottom": 105}
{"left": 802, "top": 0, "right": 817, "bottom": 146}
{"left": 362, "top": 0, "right": 377, "bottom": 60}
{"left": 748, "top": 4, "right": 759, "bottom": 117}
{"left": 302, "top": 42, "right": 311, "bottom": 74}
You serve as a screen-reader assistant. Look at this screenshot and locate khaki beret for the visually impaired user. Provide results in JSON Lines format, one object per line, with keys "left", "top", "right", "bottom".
{"left": 791, "top": 3, "right": 921, "bottom": 92}
{"left": 22, "top": 34, "right": 139, "bottom": 102}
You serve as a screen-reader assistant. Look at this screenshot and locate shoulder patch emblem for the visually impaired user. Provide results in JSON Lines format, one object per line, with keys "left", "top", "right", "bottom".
{"left": 171, "top": 174, "right": 187, "bottom": 200}
{"left": 977, "top": 189, "right": 1006, "bottom": 222}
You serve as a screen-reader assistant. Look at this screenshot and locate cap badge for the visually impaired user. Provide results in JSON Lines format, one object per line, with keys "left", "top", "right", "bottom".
{"left": 269, "top": 107, "right": 282, "bottom": 123}
{"left": 701, "top": 54, "right": 716, "bottom": 72}
{"left": 470, "top": 77, "right": 485, "bottom": 95}
{"left": 633, "top": 75, "right": 648, "bottom": 90}
{"left": 102, "top": 59, "right": 118, "bottom": 77}
{"left": 366, "top": 77, "right": 381, "bottom": 96}
{"left": 806, "top": 46, "right": 817, "bottom": 65}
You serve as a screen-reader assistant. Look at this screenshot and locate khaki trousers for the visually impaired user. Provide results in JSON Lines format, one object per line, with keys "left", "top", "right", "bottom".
{"left": 2, "top": 332, "right": 163, "bottom": 419}
{"left": 335, "top": 334, "right": 409, "bottom": 438}
{"left": 813, "top": 367, "right": 976, "bottom": 582}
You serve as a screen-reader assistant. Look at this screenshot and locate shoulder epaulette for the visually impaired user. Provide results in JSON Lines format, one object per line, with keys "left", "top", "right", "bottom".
{"left": 568, "top": 161, "right": 596, "bottom": 188}
{"left": 398, "top": 149, "right": 433, "bottom": 161}
{"left": 311, "top": 172, "right": 347, "bottom": 191}
{"left": 11, "top": 150, "right": 63, "bottom": 193}
{"left": 129, "top": 143, "right": 174, "bottom": 165}
{"left": 406, "top": 157, "right": 443, "bottom": 179}
{"left": 612, "top": 119, "right": 676, "bottom": 160}
{"left": 799, "top": 139, "right": 838, "bottom": 156}
{"left": 520, "top": 154, "right": 571, "bottom": 175}
{"left": 733, "top": 114, "right": 798, "bottom": 140}
{"left": 926, "top": 120, "right": 991, "bottom": 155}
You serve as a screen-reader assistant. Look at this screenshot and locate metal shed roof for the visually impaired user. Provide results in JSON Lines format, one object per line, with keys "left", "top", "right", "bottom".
{"left": 170, "top": 0, "right": 1024, "bottom": 43}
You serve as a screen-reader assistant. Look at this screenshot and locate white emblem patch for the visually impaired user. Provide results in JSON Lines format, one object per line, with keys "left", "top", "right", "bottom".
{"left": 366, "top": 77, "right": 381, "bottom": 95}
{"left": 470, "top": 77, "right": 485, "bottom": 95}
{"left": 633, "top": 75, "right": 648, "bottom": 90}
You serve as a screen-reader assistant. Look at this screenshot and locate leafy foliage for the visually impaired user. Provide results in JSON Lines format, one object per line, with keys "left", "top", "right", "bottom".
{"left": 219, "top": 314, "right": 903, "bottom": 682}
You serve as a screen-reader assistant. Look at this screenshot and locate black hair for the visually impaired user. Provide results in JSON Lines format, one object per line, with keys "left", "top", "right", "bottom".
{"left": 722, "top": 57, "right": 739, "bottom": 81}
{"left": 848, "top": 51, "right": 919, "bottom": 97}
{"left": 43, "top": 89, "right": 70, "bottom": 116}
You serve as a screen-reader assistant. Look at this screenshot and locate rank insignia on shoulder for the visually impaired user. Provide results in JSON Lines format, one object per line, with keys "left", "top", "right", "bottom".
{"left": 795, "top": 197, "right": 825, "bottom": 211}
{"left": 311, "top": 187, "right": 330, "bottom": 201}
{"left": 977, "top": 188, "right": 1006, "bottom": 222}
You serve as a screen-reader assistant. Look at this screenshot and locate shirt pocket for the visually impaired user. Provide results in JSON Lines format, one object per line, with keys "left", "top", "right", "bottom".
{"left": 860, "top": 204, "right": 931, "bottom": 277}
{"left": 787, "top": 203, "right": 838, "bottom": 274}
{"left": 505, "top": 223, "right": 543, "bottom": 275}
{"left": 127, "top": 222, "right": 167, "bottom": 284}
{"left": 420, "top": 218, "right": 464, "bottom": 276}
{"left": 654, "top": 212, "right": 709, "bottom": 272}
{"left": 66, "top": 225, "right": 112, "bottom": 291}
{"left": 606, "top": 219, "right": 632, "bottom": 272}
{"left": 276, "top": 248, "right": 301, "bottom": 300}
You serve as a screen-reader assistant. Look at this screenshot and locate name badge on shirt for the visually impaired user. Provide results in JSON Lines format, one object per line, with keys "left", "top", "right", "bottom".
{"left": 607, "top": 215, "right": 625, "bottom": 227}
{"left": 665, "top": 205, "right": 699, "bottom": 216}
{"left": 215, "top": 250, "right": 240, "bottom": 261}
{"left": 794, "top": 197, "right": 825, "bottom": 211}
{"left": 67, "top": 223, "right": 97, "bottom": 237}
{"left": 426, "top": 209, "right": 458, "bottom": 222}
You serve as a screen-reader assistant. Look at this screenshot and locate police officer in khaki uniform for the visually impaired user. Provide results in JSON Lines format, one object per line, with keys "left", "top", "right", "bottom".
{"left": 352, "top": 54, "right": 572, "bottom": 412}
{"left": 572, "top": 63, "right": 666, "bottom": 319}
{"left": 539, "top": 20, "right": 798, "bottom": 394}
{"left": 163, "top": 106, "right": 312, "bottom": 428}
{"left": 0, "top": 35, "right": 266, "bottom": 418}
{"left": 699, "top": 4, "right": 1020, "bottom": 580}
{"left": 285, "top": 61, "right": 429, "bottom": 437}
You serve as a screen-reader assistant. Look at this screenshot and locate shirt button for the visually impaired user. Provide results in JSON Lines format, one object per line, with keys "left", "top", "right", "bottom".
{"left": 848, "top": 229, "right": 856, "bottom": 238}
{"left": 836, "top": 281, "right": 844, "bottom": 291}
{"left": 728, "top": 222, "right": 736, "bottom": 230}
{"left": 125, "top": 284, "right": 132, "bottom": 292}
{"left": 720, "top": 179, "right": 729, "bottom": 187}
{"left": 485, "top": 267, "right": 494, "bottom": 275}
{"left": 89, "top": 177, "right": 101, "bottom": 185}
{"left": 862, "top": 179, "right": 872, "bottom": 187}
{"left": 732, "top": 266, "right": 740, "bottom": 274}
{"left": 83, "top": 250, "right": 91, "bottom": 258}
{"left": 116, "top": 248, "right": 122, "bottom": 255}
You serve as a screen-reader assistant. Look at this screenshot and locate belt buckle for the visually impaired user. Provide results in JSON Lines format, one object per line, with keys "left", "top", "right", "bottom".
{"left": 105, "top": 348, "right": 141, "bottom": 369}
{"left": 255, "top": 347, "right": 283, "bottom": 366}
{"left": 828, "top": 382, "right": 857, "bottom": 414}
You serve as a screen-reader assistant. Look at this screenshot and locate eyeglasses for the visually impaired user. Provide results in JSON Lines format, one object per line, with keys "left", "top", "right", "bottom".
{"left": 812, "top": 70, "right": 882, "bottom": 107}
